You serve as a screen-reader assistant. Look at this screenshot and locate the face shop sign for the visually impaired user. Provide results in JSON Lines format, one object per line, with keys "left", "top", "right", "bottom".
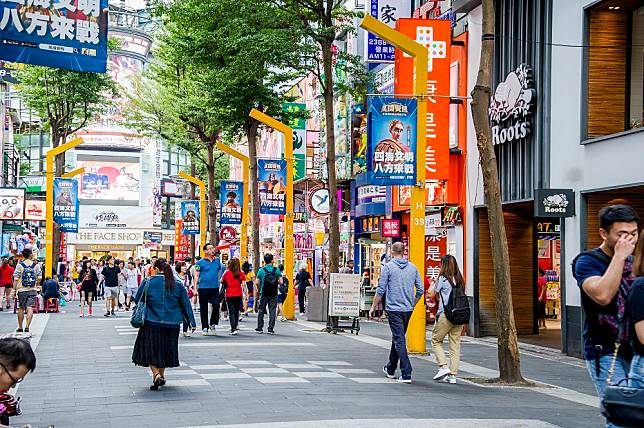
{"left": 488, "top": 64, "right": 536, "bottom": 145}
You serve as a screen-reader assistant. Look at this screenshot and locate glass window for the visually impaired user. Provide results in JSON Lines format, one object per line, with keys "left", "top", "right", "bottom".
{"left": 630, "top": 5, "right": 644, "bottom": 129}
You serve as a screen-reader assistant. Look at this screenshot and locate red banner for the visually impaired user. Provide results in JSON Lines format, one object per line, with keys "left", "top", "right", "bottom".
{"left": 174, "top": 220, "right": 190, "bottom": 261}
{"left": 425, "top": 232, "right": 447, "bottom": 282}
{"left": 381, "top": 219, "right": 401, "bottom": 237}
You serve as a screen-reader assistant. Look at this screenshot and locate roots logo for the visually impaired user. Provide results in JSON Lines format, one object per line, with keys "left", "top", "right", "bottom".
{"left": 543, "top": 194, "right": 569, "bottom": 214}
{"left": 489, "top": 64, "right": 536, "bottom": 145}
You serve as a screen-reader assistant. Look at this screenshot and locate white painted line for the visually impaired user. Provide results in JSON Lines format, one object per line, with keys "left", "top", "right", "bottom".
{"left": 240, "top": 368, "right": 289, "bottom": 374}
{"left": 170, "top": 379, "right": 210, "bottom": 387}
{"left": 201, "top": 373, "right": 252, "bottom": 380}
{"left": 191, "top": 364, "right": 235, "bottom": 370}
{"left": 348, "top": 378, "right": 394, "bottom": 384}
{"left": 293, "top": 372, "right": 344, "bottom": 379}
{"left": 328, "top": 368, "right": 375, "bottom": 374}
{"left": 118, "top": 332, "right": 138, "bottom": 335}
{"left": 114, "top": 325, "right": 136, "bottom": 329}
{"left": 275, "top": 364, "right": 322, "bottom": 369}
{"left": 168, "top": 370, "right": 198, "bottom": 376}
{"left": 112, "top": 343, "right": 316, "bottom": 350}
{"left": 227, "top": 360, "right": 272, "bottom": 365}
{"left": 11, "top": 313, "right": 49, "bottom": 396}
{"left": 307, "top": 361, "right": 352, "bottom": 366}
{"left": 254, "top": 377, "right": 310, "bottom": 384}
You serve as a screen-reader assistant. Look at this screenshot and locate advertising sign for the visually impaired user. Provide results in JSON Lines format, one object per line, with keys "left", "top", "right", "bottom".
{"left": 0, "top": 0, "right": 109, "bottom": 73}
{"left": 179, "top": 200, "right": 200, "bottom": 236}
{"left": 219, "top": 226, "right": 237, "bottom": 244}
{"left": 0, "top": 188, "right": 24, "bottom": 220}
{"left": 366, "top": 0, "right": 410, "bottom": 63}
{"left": 368, "top": 96, "right": 417, "bottom": 185}
{"left": 24, "top": 200, "right": 46, "bottom": 221}
{"left": 53, "top": 179, "right": 78, "bottom": 232}
{"left": 381, "top": 219, "right": 400, "bottom": 237}
{"left": 283, "top": 102, "right": 307, "bottom": 181}
{"left": 425, "top": 231, "right": 447, "bottom": 281}
{"left": 78, "top": 158, "right": 140, "bottom": 202}
{"left": 258, "top": 159, "right": 286, "bottom": 215}
{"left": 220, "top": 181, "right": 243, "bottom": 225}
{"left": 79, "top": 205, "right": 153, "bottom": 229}
{"left": 143, "top": 231, "right": 162, "bottom": 250}
{"left": 534, "top": 189, "right": 575, "bottom": 218}
{"left": 328, "top": 273, "right": 361, "bottom": 317}
{"left": 174, "top": 220, "right": 190, "bottom": 261}
{"left": 395, "top": 18, "right": 452, "bottom": 181}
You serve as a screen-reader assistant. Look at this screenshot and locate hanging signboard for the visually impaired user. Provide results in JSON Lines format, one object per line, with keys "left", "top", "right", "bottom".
{"left": 219, "top": 181, "right": 243, "bottom": 225}
{"left": 53, "top": 179, "right": 78, "bottom": 232}
{"left": 368, "top": 96, "right": 417, "bottom": 185}
{"left": 174, "top": 219, "right": 190, "bottom": 261}
{"left": 24, "top": 200, "right": 46, "bottom": 221}
{"left": 258, "top": 159, "right": 287, "bottom": 215}
{"left": 381, "top": 219, "right": 400, "bottom": 237}
{"left": 283, "top": 102, "right": 307, "bottom": 181}
{"left": 143, "top": 231, "right": 162, "bottom": 250}
{"left": 0, "top": 188, "right": 25, "bottom": 220}
{"left": 328, "top": 273, "right": 362, "bottom": 317}
{"left": 425, "top": 231, "right": 447, "bottom": 281}
{"left": 0, "top": 0, "right": 110, "bottom": 73}
{"left": 534, "top": 189, "right": 575, "bottom": 218}
{"left": 179, "top": 200, "right": 200, "bottom": 236}
{"left": 366, "top": 0, "right": 411, "bottom": 63}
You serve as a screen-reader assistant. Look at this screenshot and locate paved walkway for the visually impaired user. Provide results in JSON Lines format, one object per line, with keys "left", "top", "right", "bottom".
{"left": 0, "top": 306, "right": 602, "bottom": 428}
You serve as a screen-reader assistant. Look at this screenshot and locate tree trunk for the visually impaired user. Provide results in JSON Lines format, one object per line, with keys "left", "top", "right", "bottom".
{"left": 246, "top": 120, "right": 261, "bottom": 273}
{"left": 206, "top": 144, "right": 217, "bottom": 245}
{"left": 189, "top": 156, "right": 197, "bottom": 258}
{"left": 321, "top": 41, "right": 340, "bottom": 275}
{"left": 470, "top": 0, "right": 524, "bottom": 383}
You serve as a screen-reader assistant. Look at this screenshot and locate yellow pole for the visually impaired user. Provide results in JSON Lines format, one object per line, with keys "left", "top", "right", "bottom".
{"left": 178, "top": 171, "right": 207, "bottom": 258}
{"left": 45, "top": 137, "right": 84, "bottom": 279}
{"left": 216, "top": 142, "right": 250, "bottom": 262}
{"left": 61, "top": 167, "right": 86, "bottom": 179}
{"left": 249, "top": 109, "right": 295, "bottom": 321}
{"left": 360, "top": 15, "right": 429, "bottom": 353}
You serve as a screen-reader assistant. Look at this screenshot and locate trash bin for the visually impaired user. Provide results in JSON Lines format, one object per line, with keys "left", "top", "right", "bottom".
{"left": 306, "top": 286, "right": 328, "bottom": 322}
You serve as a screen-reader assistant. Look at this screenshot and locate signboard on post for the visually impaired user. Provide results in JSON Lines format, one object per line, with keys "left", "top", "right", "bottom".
{"left": 328, "top": 273, "right": 362, "bottom": 317}
{"left": 258, "top": 159, "right": 286, "bottom": 215}
{"left": 381, "top": 219, "right": 400, "bottom": 237}
{"left": 0, "top": 188, "right": 25, "bottom": 220}
{"left": 24, "top": 200, "right": 46, "bottom": 221}
{"left": 219, "top": 181, "right": 243, "bottom": 225}
{"left": 366, "top": 0, "right": 411, "bottom": 63}
{"left": 53, "top": 179, "right": 78, "bottom": 232}
{"left": 283, "top": 102, "right": 307, "bottom": 181}
{"left": 534, "top": 189, "right": 575, "bottom": 218}
{"left": 179, "top": 200, "right": 200, "bottom": 236}
{"left": 143, "top": 231, "right": 162, "bottom": 250}
{"left": 0, "top": 0, "right": 110, "bottom": 73}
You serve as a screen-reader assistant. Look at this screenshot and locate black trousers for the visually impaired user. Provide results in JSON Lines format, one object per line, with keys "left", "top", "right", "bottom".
{"left": 298, "top": 286, "right": 307, "bottom": 314}
{"left": 227, "top": 296, "right": 243, "bottom": 331}
{"left": 198, "top": 288, "right": 220, "bottom": 330}
{"left": 257, "top": 295, "right": 277, "bottom": 331}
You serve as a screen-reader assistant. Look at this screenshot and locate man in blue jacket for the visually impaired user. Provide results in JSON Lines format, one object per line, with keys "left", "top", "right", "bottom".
{"left": 370, "top": 241, "right": 423, "bottom": 383}
{"left": 193, "top": 244, "right": 225, "bottom": 336}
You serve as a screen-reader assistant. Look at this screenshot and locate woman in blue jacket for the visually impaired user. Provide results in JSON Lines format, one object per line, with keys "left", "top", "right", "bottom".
{"left": 132, "top": 258, "right": 196, "bottom": 390}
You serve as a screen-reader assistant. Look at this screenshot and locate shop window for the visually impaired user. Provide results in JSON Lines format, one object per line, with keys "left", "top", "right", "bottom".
{"left": 585, "top": 1, "right": 644, "bottom": 139}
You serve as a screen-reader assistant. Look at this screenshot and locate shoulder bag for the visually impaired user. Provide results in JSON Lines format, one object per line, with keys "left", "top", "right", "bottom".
{"left": 130, "top": 279, "right": 150, "bottom": 328}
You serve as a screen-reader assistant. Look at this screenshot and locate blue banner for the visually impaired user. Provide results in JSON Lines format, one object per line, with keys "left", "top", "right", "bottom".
{"left": 53, "top": 178, "right": 79, "bottom": 232}
{"left": 258, "top": 159, "right": 286, "bottom": 215}
{"left": 220, "top": 181, "right": 243, "bottom": 225}
{"left": 367, "top": 97, "right": 417, "bottom": 186}
{"left": 179, "top": 200, "right": 200, "bottom": 236}
{"left": 0, "top": 0, "right": 109, "bottom": 73}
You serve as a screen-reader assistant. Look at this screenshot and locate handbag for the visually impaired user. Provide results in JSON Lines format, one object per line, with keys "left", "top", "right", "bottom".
{"left": 130, "top": 279, "right": 150, "bottom": 328}
{"left": 0, "top": 393, "right": 21, "bottom": 417}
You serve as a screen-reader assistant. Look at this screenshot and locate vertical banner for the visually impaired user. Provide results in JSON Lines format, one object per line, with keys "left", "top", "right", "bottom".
{"left": 283, "top": 102, "right": 307, "bottom": 181}
{"left": 395, "top": 19, "right": 452, "bottom": 181}
{"left": 0, "top": 0, "right": 109, "bottom": 73}
{"left": 152, "top": 139, "right": 162, "bottom": 226}
{"left": 366, "top": 0, "right": 411, "bottom": 63}
{"left": 424, "top": 232, "right": 447, "bottom": 281}
{"left": 174, "top": 201, "right": 190, "bottom": 260}
{"left": 0, "top": 188, "right": 25, "bottom": 220}
{"left": 367, "top": 97, "right": 417, "bottom": 185}
{"left": 53, "top": 179, "right": 79, "bottom": 233}
{"left": 258, "top": 159, "right": 287, "bottom": 215}
{"left": 179, "top": 200, "right": 200, "bottom": 235}
{"left": 220, "top": 181, "right": 243, "bottom": 225}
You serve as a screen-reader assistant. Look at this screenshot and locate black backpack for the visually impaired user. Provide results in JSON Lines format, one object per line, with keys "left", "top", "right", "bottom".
{"left": 262, "top": 267, "right": 279, "bottom": 297}
{"left": 440, "top": 278, "right": 470, "bottom": 325}
{"left": 279, "top": 276, "right": 289, "bottom": 295}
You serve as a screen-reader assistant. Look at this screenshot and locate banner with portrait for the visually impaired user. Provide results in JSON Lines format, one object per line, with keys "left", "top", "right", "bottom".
{"left": 367, "top": 97, "right": 417, "bottom": 185}
{"left": 179, "top": 200, "right": 200, "bottom": 236}
{"left": 53, "top": 179, "right": 79, "bottom": 233}
{"left": 220, "top": 181, "right": 243, "bottom": 225}
{"left": 258, "top": 160, "right": 286, "bottom": 215}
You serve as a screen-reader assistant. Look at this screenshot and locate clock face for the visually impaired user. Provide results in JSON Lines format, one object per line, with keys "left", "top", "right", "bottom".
{"left": 310, "top": 189, "right": 330, "bottom": 214}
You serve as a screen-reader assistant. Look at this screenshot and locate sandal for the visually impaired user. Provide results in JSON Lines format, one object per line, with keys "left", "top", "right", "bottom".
{"left": 150, "top": 374, "right": 164, "bottom": 391}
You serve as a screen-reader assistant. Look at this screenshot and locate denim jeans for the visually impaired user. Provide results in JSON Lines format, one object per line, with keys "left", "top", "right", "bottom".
{"left": 628, "top": 354, "right": 644, "bottom": 388}
{"left": 585, "top": 354, "right": 631, "bottom": 428}
{"left": 386, "top": 311, "right": 413, "bottom": 378}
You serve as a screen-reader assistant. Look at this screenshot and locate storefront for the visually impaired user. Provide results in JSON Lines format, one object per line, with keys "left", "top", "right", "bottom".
{"left": 67, "top": 229, "right": 175, "bottom": 261}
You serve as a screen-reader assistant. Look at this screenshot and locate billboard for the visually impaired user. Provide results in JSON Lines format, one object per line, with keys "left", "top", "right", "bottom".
{"left": 366, "top": 0, "right": 410, "bottom": 63}
{"left": 220, "top": 181, "right": 243, "bottom": 225}
{"left": 283, "top": 102, "right": 307, "bottom": 181}
{"left": 77, "top": 158, "right": 140, "bottom": 202}
{"left": 0, "top": 0, "right": 109, "bottom": 73}
{"left": 53, "top": 178, "right": 79, "bottom": 232}
{"left": 24, "top": 199, "right": 46, "bottom": 221}
{"left": 0, "top": 188, "right": 25, "bottom": 220}
{"left": 367, "top": 96, "right": 417, "bottom": 185}
{"left": 258, "top": 159, "right": 286, "bottom": 215}
{"left": 179, "top": 200, "right": 200, "bottom": 236}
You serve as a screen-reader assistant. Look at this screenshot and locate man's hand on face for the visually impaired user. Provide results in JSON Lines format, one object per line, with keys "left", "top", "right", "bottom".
{"left": 614, "top": 233, "right": 637, "bottom": 261}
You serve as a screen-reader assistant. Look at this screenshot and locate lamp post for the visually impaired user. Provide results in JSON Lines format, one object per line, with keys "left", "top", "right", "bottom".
{"left": 360, "top": 15, "right": 429, "bottom": 353}
{"left": 45, "top": 137, "right": 84, "bottom": 278}
{"left": 215, "top": 142, "right": 250, "bottom": 262}
{"left": 249, "top": 108, "right": 295, "bottom": 321}
{"left": 178, "top": 171, "right": 207, "bottom": 258}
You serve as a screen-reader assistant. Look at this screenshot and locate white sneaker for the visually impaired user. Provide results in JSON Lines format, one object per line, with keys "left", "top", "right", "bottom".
{"left": 445, "top": 374, "right": 456, "bottom": 384}
{"left": 229, "top": 330, "right": 238, "bottom": 336}
{"left": 433, "top": 367, "right": 450, "bottom": 381}
{"left": 201, "top": 328, "right": 209, "bottom": 336}
{"left": 183, "top": 331, "right": 191, "bottom": 338}
{"left": 396, "top": 376, "right": 412, "bottom": 384}
{"left": 209, "top": 325, "right": 217, "bottom": 335}
{"left": 299, "top": 312, "right": 305, "bottom": 316}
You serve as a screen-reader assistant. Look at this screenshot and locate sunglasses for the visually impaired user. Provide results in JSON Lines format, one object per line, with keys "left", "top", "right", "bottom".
{"left": 0, "top": 362, "right": 24, "bottom": 386}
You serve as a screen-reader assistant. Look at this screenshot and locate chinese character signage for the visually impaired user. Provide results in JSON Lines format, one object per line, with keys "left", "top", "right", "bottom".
{"left": 395, "top": 19, "right": 451, "bottom": 180}
{"left": 425, "top": 232, "right": 447, "bottom": 281}
{"left": 366, "top": 0, "right": 411, "bottom": 63}
{"left": 53, "top": 179, "right": 78, "bottom": 232}
{"left": 179, "top": 200, "right": 200, "bottom": 236}
{"left": 258, "top": 159, "right": 286, "bottom": 215}
{"left": 174, "top": 219, "right": 190, "bottom": 260}
{"left": 24, "top": 199, "right": 46, "bottom": 221}
{"left": 143, "top": 231, "right": 162, "bottom": 250}
{"left": 220, "top": 181, "right": 243, "bottom": 225}
{"left": 283, "top": 102, "right": 307, "bottom": 181}
{"left": 381, "top": 219, "right": 400, "bottom": 237}
{"left": 368, "top": 96, "right": 417, "bottom": 185}
{"left": 0, "top": 0, "right": 109, "bottom": 73}
{"left": 0, "top": 188, "right": 25, "bottom": 220}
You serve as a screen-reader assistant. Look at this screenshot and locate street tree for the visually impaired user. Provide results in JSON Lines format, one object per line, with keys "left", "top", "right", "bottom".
{"left": 470, "top": 0, "right": 524, "bottom": 383}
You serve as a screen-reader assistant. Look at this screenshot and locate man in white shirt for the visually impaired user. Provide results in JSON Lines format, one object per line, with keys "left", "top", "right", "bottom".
{"left": 124, "top": 261, "right": 139, "bottom": 311}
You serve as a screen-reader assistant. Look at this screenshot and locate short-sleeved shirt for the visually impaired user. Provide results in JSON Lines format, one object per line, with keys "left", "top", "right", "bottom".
{"left": 256, "top": 265, "right": 282, "bottom": 295}
{"left": 102, "top": 265, "right": 120, "bottom": 288}
{"left": 574, "top": 248, "right": 621, "bottom": 360}
{"left": 434, "top": 276, "right": 453, "bottom": 319}
{"left": 14, "top": 260, "right": 42, "bottom": 292}
{"left": 222, "top": 270, "right": 246, "bottom": 297}
{"left": 125, "top": 268, "right": 139, "bottom": 287}
{"left": 195, "top": 257, "right": 225, "bottom": 289}
{"left": 295, "top": 271, "right": 311, "bottom": 289}
{"left": 0, "top": 265, "right": 14, "bottom": 286}
{"left": 537, "top": 277, "right": 548, "bottom": 303}
{"left": 628, "top": 278, "right": 644, "bottom": 356}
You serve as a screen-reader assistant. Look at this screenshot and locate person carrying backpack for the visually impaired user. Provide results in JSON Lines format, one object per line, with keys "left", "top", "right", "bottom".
{"left": 12, "top": 248, "right": 41, "bottom": 334}
{"left": 276, "top": 263, "right": 290, "bottom": 322}
{"left": 429, "top": 254, "right": 469, "bottom": 384}
{"left": 255, "top": 253, "right": 282, "bottom": 335}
